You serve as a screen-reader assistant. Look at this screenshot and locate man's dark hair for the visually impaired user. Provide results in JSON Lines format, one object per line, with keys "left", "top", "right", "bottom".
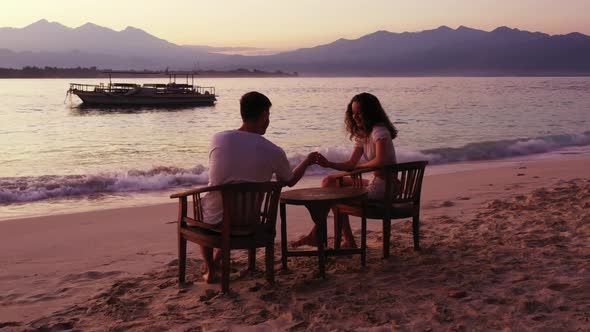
{"left": 240, "top": 91, "right": 272, "bottom": 122}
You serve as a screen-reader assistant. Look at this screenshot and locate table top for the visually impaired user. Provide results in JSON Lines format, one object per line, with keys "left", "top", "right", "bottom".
{"left": 280, "top": 187, "right": 367, "bottom": 205}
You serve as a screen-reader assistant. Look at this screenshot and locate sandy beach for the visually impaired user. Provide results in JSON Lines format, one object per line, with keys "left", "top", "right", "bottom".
{"left": 2, "top": 157, "right": 590, "bottom": 331}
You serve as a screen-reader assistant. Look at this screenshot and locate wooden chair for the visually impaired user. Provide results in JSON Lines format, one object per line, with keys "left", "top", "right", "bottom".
{"left": 170, "top": 182, "right": 283, "bottom": 293}
{"left": 332, "top": 161, "right": 428, "bottom": 258}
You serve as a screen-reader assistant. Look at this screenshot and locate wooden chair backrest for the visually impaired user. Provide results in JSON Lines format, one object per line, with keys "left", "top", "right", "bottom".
{"left": 348, "top": 161, "right": 428, "bottom": 206}
{"left": 387, "top": 161, "right": 428, "bottom": 204}
{"left": 221, "top": 182, "right": 283, "bottom": 233}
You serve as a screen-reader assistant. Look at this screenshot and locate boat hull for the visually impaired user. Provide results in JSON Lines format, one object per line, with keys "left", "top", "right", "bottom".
{"left": 73, "top": 91, "right": 216, "bottom": 106}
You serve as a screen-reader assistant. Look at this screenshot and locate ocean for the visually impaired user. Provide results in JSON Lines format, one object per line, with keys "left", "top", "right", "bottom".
{"left": 1, "top": 76, "right": 590, "bottom": 219}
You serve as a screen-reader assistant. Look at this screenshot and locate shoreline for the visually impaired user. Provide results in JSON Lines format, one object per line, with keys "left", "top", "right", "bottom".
{"left": 2, "top": 148, "right": 590, "bottom": 222}
{"left": 2, "top": 155, "right": 590, "bottom": 328}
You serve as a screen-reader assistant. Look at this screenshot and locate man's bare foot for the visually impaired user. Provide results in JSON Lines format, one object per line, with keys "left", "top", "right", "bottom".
{"left": 341, "top": 240, "right": 357, "bottom": 249}
{"left": 291, "top": 235, "right": 318, "bottom": 247}
{"left": 203, "top": 271, "right": 220, "bottom": 284}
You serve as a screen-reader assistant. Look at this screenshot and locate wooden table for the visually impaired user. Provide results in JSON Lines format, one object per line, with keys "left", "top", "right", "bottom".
{"left": 280, "top": 187, "right": 368, "bottom": 278}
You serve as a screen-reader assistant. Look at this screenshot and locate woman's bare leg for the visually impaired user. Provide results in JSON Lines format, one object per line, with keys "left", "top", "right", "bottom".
{"left": 335, "top": 178, "right": 370, "bottom": 248}
{"left": 292, "top": 176, "right": 362, "bottom": 248}
{"left": 291, "top": 225, "right": 319, "bottom": 247}
{"left": 340, "top": 218, "right": 357, "bottom": 248}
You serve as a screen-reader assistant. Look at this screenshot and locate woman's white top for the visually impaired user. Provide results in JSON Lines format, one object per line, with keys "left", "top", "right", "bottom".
{"left": 354, "top": 125, "right": 397, "bottom": 164}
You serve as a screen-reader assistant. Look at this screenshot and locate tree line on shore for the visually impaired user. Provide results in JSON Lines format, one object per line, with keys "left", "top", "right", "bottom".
{"left": 0, "top": 66, "right": 298, "bottom": 78}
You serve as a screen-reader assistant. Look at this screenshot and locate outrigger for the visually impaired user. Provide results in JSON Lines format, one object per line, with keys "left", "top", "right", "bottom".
{"left": 68, "top": 70, "right": 216, "bottom": 106}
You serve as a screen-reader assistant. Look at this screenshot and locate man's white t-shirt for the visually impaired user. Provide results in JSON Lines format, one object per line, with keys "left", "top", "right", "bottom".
{"left": 201, "top": 130, "right": 293, "bottom": 224}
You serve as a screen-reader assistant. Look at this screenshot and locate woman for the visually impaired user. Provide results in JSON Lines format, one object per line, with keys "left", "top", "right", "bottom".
{"left": 293, "top": 92, "right": 398, "bottom": 248}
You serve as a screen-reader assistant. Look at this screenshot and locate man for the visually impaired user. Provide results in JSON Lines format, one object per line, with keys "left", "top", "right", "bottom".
{"left": 199, "top": 91, "right": 317, "bottom": 283}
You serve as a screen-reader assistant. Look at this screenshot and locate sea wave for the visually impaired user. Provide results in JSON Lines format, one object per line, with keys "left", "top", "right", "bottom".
{"left": 0, "top": 165, "right": 208, "bottom": 204}
{"left": 2, "top": 132, "right": 589, "bottom": 204}
{"left": 314, "top": 131, "right": 590, "bottom": 165}
{"left": 418, "top": 131, "right": 590, "bottom": 164}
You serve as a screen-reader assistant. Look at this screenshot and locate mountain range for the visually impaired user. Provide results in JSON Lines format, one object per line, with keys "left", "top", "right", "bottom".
{"left": 1, "top": 19, "right": 589, "bottom": 75}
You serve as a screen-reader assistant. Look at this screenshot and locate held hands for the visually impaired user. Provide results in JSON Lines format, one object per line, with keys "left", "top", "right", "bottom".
{"left": 315, "top": 153, "right": 330, "bottom": 168}
{"left": 306, "top": 152, "right": 320, "bottom": 166}
{"left": 306, "top": 152, "right": 331, "bottom": 168}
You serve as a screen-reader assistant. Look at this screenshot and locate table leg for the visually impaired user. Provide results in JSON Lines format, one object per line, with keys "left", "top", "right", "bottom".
{"left": 305, "top": 203, "right": 331, "bottom": 279}
{"left": 334, "top": 211, "right": 341, "bottom": 249}
{"left": 361, "top": 199, "right": 367, "bottom": 267}
{"left": 280, "top": 202, "right": 288, "bottom": 271}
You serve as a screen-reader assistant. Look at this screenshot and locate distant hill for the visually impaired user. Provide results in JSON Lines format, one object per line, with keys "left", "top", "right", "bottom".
{"left": 251, "top": 26, "right": 590, "bottom": 75}
{"left": 1, "top": 20, "right": 589, "bottom": 75}
{"left": 0, "top": 20, "right": 177, "bottom": 56}
{"left": 0, "top": 20, "right": 245, "bottom": 70}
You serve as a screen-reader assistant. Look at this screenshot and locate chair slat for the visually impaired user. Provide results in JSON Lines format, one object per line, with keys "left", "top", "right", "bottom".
{"left": 401, "top": 171, "right": 408, "bottom": 200}
{"left": 262, "top": 192, "right": 271, "bottom": 224}
{"left": 408, "top": 169, "right": 417, "bottom": 198}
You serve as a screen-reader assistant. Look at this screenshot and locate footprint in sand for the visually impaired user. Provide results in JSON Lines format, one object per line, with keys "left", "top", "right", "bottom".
{"left": 27, "top": 322, "right": 75, "bottom": 331}
{"left": 547, "top": 283, "right": 569, "bottom": 291}
{"left": 523, "top": 300, "right": 549, "bottom": 315}
{"left": 505, "top": 184, "right": 523, "bottom": 191}
{"left": 61, "top": 270, "right": 123, "bottom": 283}
{"left": 484, "top": 297, "right": 507, "bottom": 305}
{"left": 199, "top": 289, "right": 219, "bottom": 302}
{"left": 448, "top": 290, "right": 468, "bottom": 299}
{"left": 0, "top": 322, "right": 22, "bottom": 329}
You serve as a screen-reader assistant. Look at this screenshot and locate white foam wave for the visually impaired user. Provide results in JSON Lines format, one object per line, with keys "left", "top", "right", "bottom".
{"left": 0, "top": 165, "right": 208, "bottom": 204}
{"left": 2, "top": 132, "right": 589, "bottom": 205}
{"left": 419, "top": 131, "right": 590, "bottom": 164}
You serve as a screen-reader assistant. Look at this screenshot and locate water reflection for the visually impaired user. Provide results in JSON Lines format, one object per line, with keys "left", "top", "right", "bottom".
{"left": 68, "top": 103, "right": 216, "bottom": 116}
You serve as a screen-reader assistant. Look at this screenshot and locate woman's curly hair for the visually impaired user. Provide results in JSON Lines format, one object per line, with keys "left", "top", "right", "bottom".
{"left": 344, "top": 92, "right": 397, "bottom": 141}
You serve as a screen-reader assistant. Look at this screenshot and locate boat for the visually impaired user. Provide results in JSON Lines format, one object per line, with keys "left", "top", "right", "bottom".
{"left": 68, "top": 71, "right": 216, "bottom": 106}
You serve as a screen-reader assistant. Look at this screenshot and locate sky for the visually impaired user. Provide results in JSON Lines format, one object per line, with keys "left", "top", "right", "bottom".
{"left": 2, "top": 0, "right": 590, "bottom": 50}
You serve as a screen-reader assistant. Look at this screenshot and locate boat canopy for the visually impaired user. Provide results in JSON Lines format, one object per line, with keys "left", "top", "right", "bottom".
{"left": 101, "top": 70, "right": 201, "bottom": 86}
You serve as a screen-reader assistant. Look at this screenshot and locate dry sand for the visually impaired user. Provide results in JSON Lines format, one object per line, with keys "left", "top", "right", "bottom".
{"left": 1, "top": 157, "right": 590, "bottom": 331}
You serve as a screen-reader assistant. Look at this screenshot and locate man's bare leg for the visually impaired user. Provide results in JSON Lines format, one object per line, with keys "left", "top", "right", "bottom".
{"left": 213, "top": 249, "right": 222, "bottom": 270}
{"left": 200, "top": 245, "right": 219, "bottom": 283}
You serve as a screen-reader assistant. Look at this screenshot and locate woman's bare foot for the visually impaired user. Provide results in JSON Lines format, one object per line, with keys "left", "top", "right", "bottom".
{"left": 291, "top": 235, "right": 318, "bottom": 247}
